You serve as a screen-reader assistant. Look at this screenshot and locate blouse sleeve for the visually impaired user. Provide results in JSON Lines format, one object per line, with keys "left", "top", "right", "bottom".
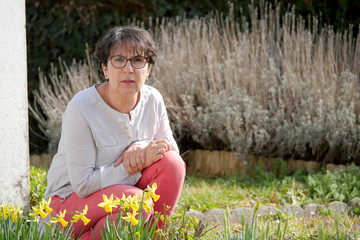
{"left": 62, "top": 102, "right": 141, "bottom": 198}
{"left": 154, "top": 94, "right": 179, "bottom": 153}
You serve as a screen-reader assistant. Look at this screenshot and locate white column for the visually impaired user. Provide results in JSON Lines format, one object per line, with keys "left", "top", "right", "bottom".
{"left": 0, "top": 0, "right": 29, "bottom": 211}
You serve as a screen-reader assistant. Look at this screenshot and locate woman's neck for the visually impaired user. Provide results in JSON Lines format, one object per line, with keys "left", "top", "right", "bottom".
{"left": 98, "top": 82, "right": 140, "bottom": 119}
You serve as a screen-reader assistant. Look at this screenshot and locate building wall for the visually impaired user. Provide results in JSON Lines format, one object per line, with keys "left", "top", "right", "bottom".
{"left": 0, "top": 0, "right": 29, "bottom": 210}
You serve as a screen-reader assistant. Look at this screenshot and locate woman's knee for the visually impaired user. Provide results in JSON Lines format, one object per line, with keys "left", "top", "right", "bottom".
{"left": 159, "top": 151, "right": 186, "bottom": 176}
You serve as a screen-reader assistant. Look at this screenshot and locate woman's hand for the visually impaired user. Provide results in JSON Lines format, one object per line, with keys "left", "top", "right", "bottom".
{"left": 113, "top": 144, "right": 145, "bottom": 174}
{"left": 143, "top": 139, "right": 171, "bottom": 168}
{"left": 113, "top": 139, "right": 170, "bottom": 174}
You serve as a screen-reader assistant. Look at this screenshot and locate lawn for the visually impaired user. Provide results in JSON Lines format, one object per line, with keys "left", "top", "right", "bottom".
{"left": 2, "top": 162, "right": 360, "bottom": 239}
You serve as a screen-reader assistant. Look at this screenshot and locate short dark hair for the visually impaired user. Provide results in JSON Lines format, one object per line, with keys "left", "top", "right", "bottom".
{"left": 95, "top": 26, "right": 158, "bottom": 68}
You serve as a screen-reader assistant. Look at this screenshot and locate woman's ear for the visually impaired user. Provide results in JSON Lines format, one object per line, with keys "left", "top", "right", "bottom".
{"left": 146, "top": 65, "right": 152, "bottom": 81}
{"left": 102, "top": 63, "right": 109, "bottom": 79}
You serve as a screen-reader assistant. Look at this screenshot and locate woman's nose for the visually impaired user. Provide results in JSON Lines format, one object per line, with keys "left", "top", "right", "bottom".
{"left": 123, "top": 60, "right": 134, "bottom": 72}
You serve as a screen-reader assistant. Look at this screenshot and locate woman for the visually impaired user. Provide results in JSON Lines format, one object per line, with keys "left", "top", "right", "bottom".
{"left": 45, "top": 26, "right": 186, "bottom": 239}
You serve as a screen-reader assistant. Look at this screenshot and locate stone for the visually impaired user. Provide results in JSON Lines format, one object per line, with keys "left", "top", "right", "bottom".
{"left": 348, "top": 199, "right": 360, "bottom": 209}
{"left": 256, "top": 206, "right": 281, "bottom": 217}
{"left": 185, "top": 209, "right": 204, "bottom": 221}
{"left": 0, "top": 0, "right": 29, "bottom": 211}
{"left": 280, "top": 205, "right": 305, "bottom": 218}
{"left": 326, "top": 201, "right": 349, "bottom": 215}
{"left": 303, "top": 203, "right": 325, "bottom": 218}
{"left": 230, "top": 207, "right": 253, "bottom": 222}
{"left": 203, "top": 208, "right": 226, "bottom": 224}
{"left": 348, "top": 199, "right": 360, "bottom": 215}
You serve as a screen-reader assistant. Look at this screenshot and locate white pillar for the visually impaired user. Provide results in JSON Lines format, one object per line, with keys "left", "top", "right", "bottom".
{"left": 0, "top": 0, "right": 29, "bottom": 211}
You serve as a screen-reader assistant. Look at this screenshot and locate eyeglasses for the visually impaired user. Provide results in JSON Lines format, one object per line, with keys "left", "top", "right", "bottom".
{"left": 107, "top": 55, "right": 148, "bottom": 69}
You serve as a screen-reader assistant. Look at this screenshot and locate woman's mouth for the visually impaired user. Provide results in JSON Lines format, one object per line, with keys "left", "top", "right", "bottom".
{"left": 121, "top": 80, "right": 134, "bottom": 84}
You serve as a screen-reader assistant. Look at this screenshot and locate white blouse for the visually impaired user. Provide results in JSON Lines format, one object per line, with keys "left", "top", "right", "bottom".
{"left": 45, "top": 84, "right": 179, "bottom": 199}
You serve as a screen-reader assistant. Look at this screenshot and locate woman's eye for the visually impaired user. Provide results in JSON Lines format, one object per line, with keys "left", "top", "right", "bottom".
{"left": 114, "top": 56, "right": 124, "bottom": 62}
{"left": 132, "top": 57, "right": 141, "bottom": 62}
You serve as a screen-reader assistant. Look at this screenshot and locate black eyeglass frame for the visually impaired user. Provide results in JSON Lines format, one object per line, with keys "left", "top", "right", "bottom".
{"left": 107, "top": 55, "right": 149, "bottom": 69}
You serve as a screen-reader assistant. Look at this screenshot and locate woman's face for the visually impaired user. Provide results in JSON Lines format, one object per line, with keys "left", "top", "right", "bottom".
{"left": 102, "top": 45, "right": 152, "bottom": 98}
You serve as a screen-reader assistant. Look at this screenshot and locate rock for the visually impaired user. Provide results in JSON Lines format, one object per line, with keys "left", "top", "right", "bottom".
{"left": 348, "top": 199, "right": 360, "bottom": 209}
{"left": 203, "top": 208, "right": 226, "bottom": 224}
{"left": 185, "top": 209, "right": 204, "bottom": 220}
{"left": 303, "top": 203, "right": 325, "bottom": 218}
{"left": 230, "top": 207, "right": 253, "bottom": 223}
{"left": 348, "top": 199, "right": 360, "bottom": 215}
{"left": 326, "top": 201, "right": 349, "bottom": 215}
{"left": 280, "top": 205, "right": 305, "bottom": 218}
{"left": 256, "top": 206, "right": 281, "bottom": 217}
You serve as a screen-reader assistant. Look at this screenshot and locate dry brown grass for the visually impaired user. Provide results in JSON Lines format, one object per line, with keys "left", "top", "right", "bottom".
{"left": 29, "top": 51, "right": 101, "bottom": 154}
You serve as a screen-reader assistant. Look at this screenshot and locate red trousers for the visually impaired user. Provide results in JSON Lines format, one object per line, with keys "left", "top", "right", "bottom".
{"left": 49, "top": 151, "right": 186, "bottom": 239}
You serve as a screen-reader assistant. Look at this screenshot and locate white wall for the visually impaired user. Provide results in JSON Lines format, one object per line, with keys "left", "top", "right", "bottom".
{"left": 0, "top": 0, "right": 29, "bottom": 210}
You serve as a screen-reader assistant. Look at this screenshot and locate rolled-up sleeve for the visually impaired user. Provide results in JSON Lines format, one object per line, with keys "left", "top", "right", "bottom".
{"left": 154, "top": 95, "right": 179, "bottom": 153}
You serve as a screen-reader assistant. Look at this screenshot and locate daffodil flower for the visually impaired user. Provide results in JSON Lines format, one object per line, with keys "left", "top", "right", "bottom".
{"left": 71, "top": 205, "right": 91, "bottom": 226}
{"left": 50, "top": 210, "right": 68, "bottom": 227}
{"left": 120, "top": 193, "right": 140, "bottom": 212}
{"left": 9, "top": 204, "right": 23, "bottom": 222}
{"left": 141, "top": 196, "right": 153, "bottom": 213}
{"left": 142, "top": 202, "right": 153, "bottom": 213}
{"left": 122, "top": 210, "right": 139, "bottom": 226}
{"left": 41, "top": 197, "right": 53, "bottom": 214}
{"left": 29, "top": 202, "right": 48, "bottom": 219}
{"left": 128, "top": 194, "right": 140, "bottom": 212}
{"left": 97, "top": 194, "right": 118, "bottom": 213}
{"left": 146, "top": 182, "right": 160, "bottom": 202}
{"left": 0, "top": 204, "right": 11, "bottom": 219}
{"left": 120, "top": 193, "right": 131, "bottom": 211}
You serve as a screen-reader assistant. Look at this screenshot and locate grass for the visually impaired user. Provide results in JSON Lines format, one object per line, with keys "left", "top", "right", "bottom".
{"left": 24, "top": 162, "right": 360, "bottom": 239}
{"left": 176, "top": 162, "right": 360, "bottom": 214}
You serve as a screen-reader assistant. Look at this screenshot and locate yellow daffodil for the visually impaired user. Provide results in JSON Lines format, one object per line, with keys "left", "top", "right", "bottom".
{"left": 122, "top": 210, "right": 139, "bottom": 226}
{"left": 146, "top": 182, "right": 160, "bottom": 202}
{"left": 9, "top": 204, "right": 23, "bottom": 222}
{"left": 50, "top": 210, "right": 68, "bottom": 227}
{"left": 128, "top": 194, "right": 140, "bottom": 212}
{"left": 119, "top": 193, "right": 130, "bottom": 211}
{"left": 29, "top": 203, "right": 48, "bottom": 219}
{"left": 97, "top": 194, "right": 118, "bottom": 213}
{"left": 0, "top": 204, "right": 11, "bottom": 219}
{"left": 141, "top": 196, "right": 153, "bottom": 213}
{"left": 71, "top": 205, "right": 91, "bottom": 226}
{"left": 41, "top": 197, "right": 53, "bottom": 214}
{"left": 143, "top": 201, "right": 153, "bottom": 213}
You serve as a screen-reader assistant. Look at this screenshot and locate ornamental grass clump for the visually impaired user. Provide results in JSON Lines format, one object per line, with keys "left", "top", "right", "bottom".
{"left": 151, "top": 2, "right": 360, "bottom": 163}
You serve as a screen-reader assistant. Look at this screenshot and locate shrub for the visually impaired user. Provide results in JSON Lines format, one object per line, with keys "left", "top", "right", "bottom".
{"left": 151, "top": 3, "right": 360, "bottom": 163}
{"left": 31, "top": 2, "right": 360, "bottom": 164}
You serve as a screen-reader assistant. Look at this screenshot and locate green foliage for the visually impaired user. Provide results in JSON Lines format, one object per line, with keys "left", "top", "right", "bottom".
{"left": 305, "top": 166, "right": 360, "bottom": 203}
{"left": 0, "top": 213, "right": 73, "bottom": 240}
{"left": 179, "top": 162, "right": 360, "bottom": 213}
{"left": 217, "top": 201, "right": 289, "bottom": 240}
{"left": 23, "top": 165, "right": 360, "bottom": 239}
{"left": 319, "top": 208, "right": 334, "bottom": 216}
{"left": 30, "top": 166, "right": 48, "bottom": 207}
{"left": 97, "top": 211, "right": 160, "bottom": 240}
